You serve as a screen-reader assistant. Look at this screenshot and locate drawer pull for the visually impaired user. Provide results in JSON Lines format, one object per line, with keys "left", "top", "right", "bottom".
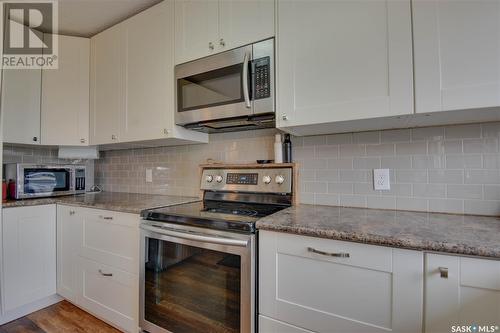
{"left": 308, "top": 247, "right": 350, "bottom": 258}
{"left": 439, "top": 267, "right": 448, "bottom": 279}
{"left": 99, "top": 215, "right": 113, "bottom": 220}
{"left": 98, "top": 269, "right": 113, "bottom": 277}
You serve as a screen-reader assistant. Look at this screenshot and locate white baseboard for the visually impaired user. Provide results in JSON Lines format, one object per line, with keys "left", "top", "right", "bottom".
{"left": 0, "top": 294, "right": 63, "bottom": 325}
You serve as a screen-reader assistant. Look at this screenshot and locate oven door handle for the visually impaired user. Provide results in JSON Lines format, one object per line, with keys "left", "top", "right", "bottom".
{"left": 140, "top": 223, "right": 249, "bottom": 247}
{"left": 242, "top": 50, "right": 251, "bottom": 109}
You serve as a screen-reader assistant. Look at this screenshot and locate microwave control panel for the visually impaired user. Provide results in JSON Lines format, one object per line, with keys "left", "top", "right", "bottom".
{"left": 252, "top": 56, "right": 271, "bottom": 100}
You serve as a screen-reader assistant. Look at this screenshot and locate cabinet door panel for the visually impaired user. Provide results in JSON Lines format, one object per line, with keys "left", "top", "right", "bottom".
{"left": 174, "top": 0, "right": 219, "bottom": 64}
{"left": 277, "top": 0, "right": 413, "bottom": 128}
{"left": 42, "top": 35, "right": 90, "bottom": 146}
{"left": 121, "top": 1, "right": 172, "bottom": 142}
{"left": 219, "top": 0, "right": 274, "bottom": 50}
{"left": 425, "top": 254, "right": 500, "bottom": 333}
{"left": 413, "top": 0, "right": 500, "bottom": 113}
{"left": 2, "top": 205, "right": 56, "bottom": 311}
{"left": 90, "top": 25, "right": 123, "bottom": 145}
{"left": 1, "top": 68, "right": 41, "bottom": 144}
{"left": 56, "top": 205, "right": 81, "bottom": 303}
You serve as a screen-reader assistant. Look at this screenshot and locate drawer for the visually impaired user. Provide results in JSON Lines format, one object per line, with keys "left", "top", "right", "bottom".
{"left": 276, "top": 232, "right": 393, "bottom": 273}
{"left": 460, "top": 256, "right": 500, "bottom": 291}
{"left": 77, "top": 257, "right": 138, "bottom": 333}
{"left": 76, "top": 207, "right": 140, "bottom": 273}
{"left": 259, "top": 315, "right": 314, "bottom": 333}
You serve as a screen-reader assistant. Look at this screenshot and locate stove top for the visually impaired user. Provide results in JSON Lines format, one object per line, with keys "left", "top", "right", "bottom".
{"left": 141, "top": 200, "right": 288, "bottom": 233}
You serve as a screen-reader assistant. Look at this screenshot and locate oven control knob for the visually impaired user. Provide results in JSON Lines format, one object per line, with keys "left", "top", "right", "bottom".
{"left": 275, "top": 175, "right": 285, "bottom": 184}
{"left": 263, "top": 176, "right": 272, "bottom": 184}
{"left": 215, "top": 175, "right": 223, "bottom": 183}
{"left": 205, "top": 175, "right": 213, "bottom": 183}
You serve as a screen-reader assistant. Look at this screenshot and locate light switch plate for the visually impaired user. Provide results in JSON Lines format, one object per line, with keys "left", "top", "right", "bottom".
{"left": 146, "top": 168, "right": 153, "bottom": 183}
{"left": 373, "top": 169, "right": 390, "bottom": 190}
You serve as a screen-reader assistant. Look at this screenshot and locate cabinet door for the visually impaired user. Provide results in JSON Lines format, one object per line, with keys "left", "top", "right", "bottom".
{"left": 174, "top": 0, "right": 219, "bottom": 64}
{"left": 90, "top": 24, "right": 124, "bottom": 145}
{"left": 413, "top": 0, "right": 500, "bottom": 113}
{"left": 425, "top": 254, "right": 500, "bottom": 333}
{"left": 77, "top": 257, "right": 138, "bottom": 333}
{"left": 1, "top": 205, "right": 56, "bottom": 312}
{"left": 42, "top": 35, "right": 90, "bottom": 146}
{"left": 1, "top": 68, "right": 41, "bottom": 144}
{"left": 219, "top": 0, "right": 274, "bottom": 51}
{"left": 56, "top": 205, "right": 81, "bottom": 303}
{"left": 276, "top": 0, "right": 413, "bottom": 129}
{"left": 259, "top": 231, "right": 423, "bottom": 333}
{"left": 121, "top": 1, "right": 172, "bottom": 142}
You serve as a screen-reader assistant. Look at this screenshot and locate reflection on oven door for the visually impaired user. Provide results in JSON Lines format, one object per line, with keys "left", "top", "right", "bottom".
{"left": 144, "top": 238, "right": 241, "bottom": 333}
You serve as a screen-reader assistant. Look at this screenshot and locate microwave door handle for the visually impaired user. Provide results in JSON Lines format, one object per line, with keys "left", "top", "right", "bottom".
{"left": 242, "top": 51, "right": 251, "bottom": 109}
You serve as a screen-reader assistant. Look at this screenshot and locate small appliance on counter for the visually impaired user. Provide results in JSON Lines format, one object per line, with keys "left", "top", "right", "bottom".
{"left": 175, "top": 39, "right": 275, "bottom": 133}
{"left": 139, "top": 163, "right": 294, "bottom": 333}
{"left": 4, "top": 163, "right": 86, "bottom": 199}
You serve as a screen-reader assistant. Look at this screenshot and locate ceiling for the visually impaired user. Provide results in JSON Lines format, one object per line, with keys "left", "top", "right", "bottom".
{"left": 43, "top": 0, "right": 163, "bottom": 37}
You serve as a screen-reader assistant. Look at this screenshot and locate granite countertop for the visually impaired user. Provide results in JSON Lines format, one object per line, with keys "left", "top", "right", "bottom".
{"left": 256, "top": 204, "right": 500, "bottom": 259}
{"left": 2, "top": 192, "right": 201, "bottom": 214}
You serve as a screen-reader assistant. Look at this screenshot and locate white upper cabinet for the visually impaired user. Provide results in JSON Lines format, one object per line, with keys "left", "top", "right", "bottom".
{"left": 276, "top": 0, "right": 413, "bottom": 132}
{"left": 174, "top": 0, "right": 275, "bottom": 64}
{"left": 1, "top": 68, "right": 41, "bottom": 145}
{"left": 174, "top": 0, "right": 219, "bottom": 64}
{"left": 41, "top": 34, "right": 90, "bottom": 146}
{"left": 90, "top": 24, "right": 124, "bottom": 145}
{"left": 219, "top": 0, "right": 274, "bottom": 51}
{"left": 90, "top": 1, "right": 207, "bottom": 146}
{"left": 425, "top": 253, "right": 500, "bottom": 333}
{"left": 121, "top": 0, "right": 173, "bottom": 142}
{"left": 413, "top": 0, "right": 500, "bottom": 114}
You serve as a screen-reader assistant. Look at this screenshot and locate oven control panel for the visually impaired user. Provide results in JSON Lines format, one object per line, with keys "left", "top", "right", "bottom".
{"left": 201, "top": 167, "right": 292, "bottom": 193}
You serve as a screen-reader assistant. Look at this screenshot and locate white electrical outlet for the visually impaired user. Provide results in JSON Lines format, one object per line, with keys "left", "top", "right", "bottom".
{"left": 373, "top": 169, "right": 390, "bottom": 190}
{"left": 146, "top": 168, "right": 153, "bottom": 183}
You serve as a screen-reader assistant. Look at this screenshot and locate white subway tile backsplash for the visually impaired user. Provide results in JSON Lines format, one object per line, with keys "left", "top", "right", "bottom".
{"left": 89, "top": 123, "right": 500, "bottom": 216}
{"left": 428, "top": 170, "right": 464, "bottom": 184}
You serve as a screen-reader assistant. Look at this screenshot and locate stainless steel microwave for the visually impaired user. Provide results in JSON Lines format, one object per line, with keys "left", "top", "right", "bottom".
{"left": 175, "top": 39, "right": 275, "bottom": 133}
{"left": 4, "top": 163, "right": 86, "bottom": 199}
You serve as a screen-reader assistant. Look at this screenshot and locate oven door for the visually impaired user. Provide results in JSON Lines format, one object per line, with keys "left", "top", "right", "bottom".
{"left": 17, "top": 166, "right": 74, "bottom": 198}
{"left": 140, "top": 221, "right": 255, "bottom": 333}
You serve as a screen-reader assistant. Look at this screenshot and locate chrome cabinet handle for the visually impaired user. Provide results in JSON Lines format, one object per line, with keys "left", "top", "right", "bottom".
{"left": 439, "top": 267, "right": 448, "bottom": 279}
{"left": 242, "top": 50, "right": 251, "bottom": 108}
{"left": 98, "top": 269, "right": 113, "bottom": 277}
{"left": 308, "top": 247, "right": 350, "bottom": 258}
{"left": 99, "top": 215, "right": 113, "bottom": 220}
{"left": 80, "top": 138, "right": 86, "bottom": 143}
{"left": 33, "top": 136, "right": 38, "bottom": 142}
{"left": 219, "top": 38, "right": 225, "bottom": 47}
{"left": 282, "top": 114, "right": 288, "bottom": 121}
{"left": 209, "top": 42, "right": 214, "bottom": 50}
{"left": 69, "top": 210, "right": 75, "bottom": 216}
{"left": 111, "top": 134, "right": 117, "bottom": 140}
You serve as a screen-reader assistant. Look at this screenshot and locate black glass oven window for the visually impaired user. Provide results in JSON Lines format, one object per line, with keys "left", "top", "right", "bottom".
{"left": 178, "top": 63, "right": 244, "bottom": 112}
{"left": 145, "top": 238, "right": 240, "bottom": 333}
{"left": 23, "top": 168, "right": 70, "bottom": 193}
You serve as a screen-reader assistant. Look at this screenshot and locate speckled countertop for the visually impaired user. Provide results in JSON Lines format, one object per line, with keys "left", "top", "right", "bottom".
{"left": 2, "top": 192, "right": 201, "bottom": 214}
{"left": 256, "top": 204, "right": 500, "bottom": 259}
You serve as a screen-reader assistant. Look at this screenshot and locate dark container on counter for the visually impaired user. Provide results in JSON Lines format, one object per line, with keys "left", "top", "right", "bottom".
{"left": 283, "top": 134, "right": 292, "bottom": 163}
{"left": 8, "top": 179, "right": 16, "bottom": 200}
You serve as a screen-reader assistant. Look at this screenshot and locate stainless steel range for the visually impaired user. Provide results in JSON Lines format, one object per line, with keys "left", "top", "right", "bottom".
{"left": 139, "top": 165, "right": 293, "bottom": 333}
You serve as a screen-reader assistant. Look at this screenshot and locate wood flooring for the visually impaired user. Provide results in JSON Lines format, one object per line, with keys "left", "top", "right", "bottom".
{"left": 0, "top": 301, "right": 120, "bottom": 333}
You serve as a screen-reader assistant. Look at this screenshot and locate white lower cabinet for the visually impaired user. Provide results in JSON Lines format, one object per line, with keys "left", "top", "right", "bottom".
{"left": 424, "top": 253, "right": 500, "bottom": 333}
{"left": 56, "top": 205, "right": 139, "bottom": 333}
{"left": 259, "top": 231, "right": 424, "bottom": 333}
{"left": 1, "top": 205, "right": 58, "bottom": 320}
